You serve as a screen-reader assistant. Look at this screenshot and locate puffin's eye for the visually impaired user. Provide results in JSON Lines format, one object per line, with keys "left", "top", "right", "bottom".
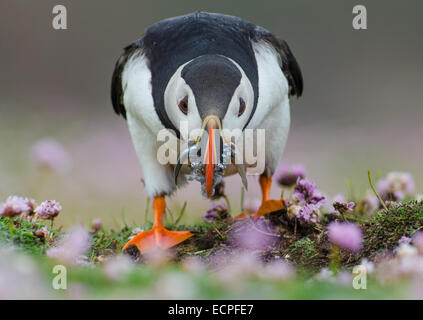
{"left": 178, "top": 96, "right": 188, "bottom": 115}
{"left": 238, "top": 98, "right": 246, "bottom": 117}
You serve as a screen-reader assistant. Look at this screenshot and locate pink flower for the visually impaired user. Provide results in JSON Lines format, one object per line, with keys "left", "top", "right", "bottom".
{"left": 46, "top": 227, "right": 91, "bottom": 265}
{"left": 362, "top": 191, "right": 379, "bottom": 215}
{"left": 377, "top": 172, "right": 415, "bottom": 202}
{"left": 25, "top": 198, "right": 38, "bottom": 214}
{"left": 34, "top": 200, "right": 62, "bottom": 220}
{"left": 332, "top": 194, "right": 346, "bottom": 204}
{"left": 30, "top": 138, "right": 71, "bottom": 173}
{"left": 332, "top": 199, "right": 355, "bottom": 215}
{"left": 413, "top": 232, "right": 423, "bottom": 255}
{"left": 297, "top": 204, "right": 321, "bottom": 223}
{"left": 0, "top": 196, "right": 31, "bottom": 217}
{"left": 231, "top": 219, "right": 278, "bottom": 250}
{"left": 294, "top": 178, "right": 326, "bottom": 207}
{"left": 261, "top": 260, "right": 295, "bottom": 280}
{"left": 327, "top": 222, "right": 363, "bottom": 252}
{"left": 214, "top": 251, "right": 262, "bottom": 284}
{"left": 91, "top": 218, "right": 102, "bottom": 231}
{"left": 102, "top": 255, "right": 133, "bottom": 281}
{"left": 274, "top": 164, "right": 306, "bottom": 187}
{"left": 329, "top": 194, "right": 354, "bottom": 214}
{"left": 399, "top": 236, "right": 411, "bottom": 245}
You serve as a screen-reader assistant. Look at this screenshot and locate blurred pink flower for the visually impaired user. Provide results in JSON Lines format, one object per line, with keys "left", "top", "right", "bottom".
{"left": 399, "top": 236, "right": 412, "bottom": 245}
{"left": 91, "top": 218, "right": 102, "bottom": 231}
{"left": 181, "top": 256, "right": 206, "bottom": 275}
{"left": 153, "top": 272, "right": 197, "bottom": 299}
{"left": 261, "top": 260, "right": 295, "bottom": 280}
{"left": 274, "top": 163, "right": 306, "bottom": 187}
{"left": 0, "top": 248, "right": 48, "bottom": 299}
{"left": 25, "top": 198, "right": 38, "bottom": 214}
{"left": 335, "top": 271, "right": 353, "bottom": 286}
{"left": 413, "top": 232, "right": 423, "bottom": 255}
{"left": 362, "top": 191, "right": 380, "bottom": 215}
{"left": 215, "top": 251, "right": 262, "bottom": 284}
{"left": 231, "top": 218, "right": 278, "bottom": 250}
{"left": 46, "top": 227, "right": 91, "bottom": 265}
{"left": 34, "top": 200, "right": 62, "bottom": 220}
{"left": 327, "top": 222, "right": 363, "bottom": 252}
{"left": 332, "top": 194, "right": 346, "bottom": 204}
{"left": 377, "top": 172, "right": 415, "bottom": 202}
{"left": 360, "top": 258, "right": 375, "bottom": 274}
{"left": 0, "top": 196, "right": 31, "bottom": 217}
{"left": 102, "top": 255, "right": 133, "bottom": 281}
{"left": 30, "top": 138, "right": 71, "bottom": 173}
{"left": 315, "top": 267, "right": 334, "bottom": 282}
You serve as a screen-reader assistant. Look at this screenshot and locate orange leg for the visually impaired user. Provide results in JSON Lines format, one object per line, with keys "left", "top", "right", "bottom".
{"left": 123, "top": 196, "right": 194, "bottom": 254}
{"left": 253, "top": 174, "right": 285, "bottom": 219}
{"left": 259, "top": 174, "right": 272, "bottom": 202}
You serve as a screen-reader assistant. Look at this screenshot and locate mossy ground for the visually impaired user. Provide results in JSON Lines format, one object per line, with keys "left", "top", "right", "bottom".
{"left": 1, "top": 201, "right": 422, "bottom": 299}
{"left": 3, "top": 201, "right": 422, "bottom": 269}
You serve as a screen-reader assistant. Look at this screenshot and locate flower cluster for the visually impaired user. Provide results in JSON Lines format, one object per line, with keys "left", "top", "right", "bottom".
{"left": 34, "top": 200, "right": 62, "bottom": 220}
{"left": 373, "top": 234, "right": 423, "bottom": 286}
{"left": 296, "top": 204, "right": 321, "bottom": 224}
{"left": 0, "top": 196, "right": 62, "bottom": 222}
{"left": 0, "top": 196, "right": 35, "bottom": 218}
{"left": 293, "top": 178, "right": 326, "bottom": 206}
{"left": 288, "top": 177, "right": 326, "bottom": 224}
{"left": 377, "top": 172, "right": 415, "bottom": 202}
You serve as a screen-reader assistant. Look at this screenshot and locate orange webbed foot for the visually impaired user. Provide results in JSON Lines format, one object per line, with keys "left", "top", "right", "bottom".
{"left": 123, "top": 227, "right": 193, "bottom": 254}
{"left": 123, "top": 196, "right": 194, "bottom": 254}
{"left": 252, "top": 199, "right": 286, "bottom": 220}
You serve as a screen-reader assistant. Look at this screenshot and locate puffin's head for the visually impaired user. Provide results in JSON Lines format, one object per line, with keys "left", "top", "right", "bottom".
{"left": 165, "top": 54, "right": 254, "bottom": 197}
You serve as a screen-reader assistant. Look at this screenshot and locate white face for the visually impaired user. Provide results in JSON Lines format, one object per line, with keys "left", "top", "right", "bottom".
{"left": 164, "top": 61, "right": 202, "bottom": 140}
{"left": 163, "top": 57, "right": 255, "bottom": 141}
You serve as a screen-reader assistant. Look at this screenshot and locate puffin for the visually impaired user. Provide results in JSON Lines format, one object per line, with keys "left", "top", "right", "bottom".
{"left": 111, "top": 12, "right": 303, "bottom": 254}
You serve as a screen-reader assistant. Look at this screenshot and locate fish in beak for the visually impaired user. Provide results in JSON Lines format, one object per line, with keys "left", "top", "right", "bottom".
{"left": 173, "top": 115, "right": 248, "bottom": 197}
{"left": 201, "top": 115, "right": 221, "bottom": 198}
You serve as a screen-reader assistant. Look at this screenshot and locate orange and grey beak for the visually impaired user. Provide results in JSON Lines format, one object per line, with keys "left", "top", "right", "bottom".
{"left": 202, "top": 116, "right": 222, "bottom": 198}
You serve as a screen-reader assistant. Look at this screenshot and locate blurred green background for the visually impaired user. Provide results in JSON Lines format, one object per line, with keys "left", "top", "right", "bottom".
{"left": 1, "top": 0, "right": 422, "bottom": 227}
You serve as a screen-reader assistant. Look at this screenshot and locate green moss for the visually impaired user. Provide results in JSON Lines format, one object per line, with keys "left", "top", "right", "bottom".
{"left": 289, "top": 237, "right": 317, "bottom": 257}
{"left": 362, "top": 201, "right": 423, "bottom": 257}
{"left": 89, "top": 226, "right": 133, "bottom": 259}
{"left": 0, "top": 216, "right": 61, "bottom": 256}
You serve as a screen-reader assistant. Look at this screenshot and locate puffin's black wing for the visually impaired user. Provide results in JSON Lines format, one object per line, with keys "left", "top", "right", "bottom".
{"left": 253, "top": 28, "right": 303, "bottom": 97}
{"left": 111, "top": 40, "right": 143, "bottom": 119}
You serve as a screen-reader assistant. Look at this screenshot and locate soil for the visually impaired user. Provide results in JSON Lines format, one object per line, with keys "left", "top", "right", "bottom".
{"left": 122, "top": 201, "right": 423, "bottom": 272}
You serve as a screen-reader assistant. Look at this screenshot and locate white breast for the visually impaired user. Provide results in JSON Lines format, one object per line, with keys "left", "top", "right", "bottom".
{"left": 246, "top": 40, "right": 291, "bottom": 175}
